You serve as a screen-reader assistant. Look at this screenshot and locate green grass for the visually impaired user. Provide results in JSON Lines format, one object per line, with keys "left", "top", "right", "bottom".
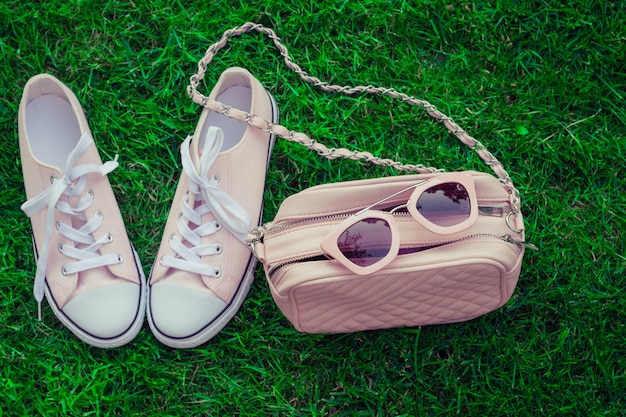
{"left": 1, "top": 0, "right": 625, "bottom": 415}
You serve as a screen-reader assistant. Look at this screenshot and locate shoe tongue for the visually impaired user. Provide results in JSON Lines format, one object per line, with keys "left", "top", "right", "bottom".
{"left": 190, "top": 132, "right": 203, "bottom": 168}
{"left": 191, "top": 126, "right": 224, "bottom": 167}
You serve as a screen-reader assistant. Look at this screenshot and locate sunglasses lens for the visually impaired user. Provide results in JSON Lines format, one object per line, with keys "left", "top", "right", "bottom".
{"left": 416, "top": 182, "right": 471, "bottom": 227}
{"left": 337, "top": 218, "right": 393, "bottom": 267}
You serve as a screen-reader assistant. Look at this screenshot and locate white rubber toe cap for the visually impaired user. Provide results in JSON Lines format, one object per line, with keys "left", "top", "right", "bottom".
{"left": 149, "top": 282, "right": 227, "bottom": 338}
{"left": 62, "top": 282, "right": 142, "bottom": 339}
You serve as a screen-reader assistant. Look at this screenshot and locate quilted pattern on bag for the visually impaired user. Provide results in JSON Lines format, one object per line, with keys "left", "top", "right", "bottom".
{"left": 292, "top": 263, "right": 503, "bottom": 333}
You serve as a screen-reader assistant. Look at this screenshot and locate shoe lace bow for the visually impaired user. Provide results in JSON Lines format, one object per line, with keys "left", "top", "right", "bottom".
{"left": 21, "top": 132, "right": 122, "bottom": 319}
{"left": 160, "top": 126, "right": 251, "bottom": 277}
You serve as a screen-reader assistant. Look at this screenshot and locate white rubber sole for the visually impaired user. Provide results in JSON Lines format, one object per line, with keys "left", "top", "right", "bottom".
{"left": 147, "top": 256, "right": 257, "bottom": 349}
{"left": 41, "top": 244, "right": 147, "bottom": 349}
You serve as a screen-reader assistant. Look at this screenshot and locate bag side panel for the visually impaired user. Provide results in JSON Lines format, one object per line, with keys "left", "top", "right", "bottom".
{"left": 267, "top": 238, "right": 522, "bottom": 333}
{"left": 291, "top": 261, "right": 506, "bottom": 333}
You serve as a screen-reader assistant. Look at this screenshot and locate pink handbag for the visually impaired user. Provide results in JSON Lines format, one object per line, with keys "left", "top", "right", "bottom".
{"left": 188, "top": 23, "right": 532, "bottom": 333}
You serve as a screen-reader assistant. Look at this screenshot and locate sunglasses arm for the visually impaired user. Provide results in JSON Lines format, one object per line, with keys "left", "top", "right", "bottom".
{"left": 355, "top": 180, "right": 428, "bottom": 216}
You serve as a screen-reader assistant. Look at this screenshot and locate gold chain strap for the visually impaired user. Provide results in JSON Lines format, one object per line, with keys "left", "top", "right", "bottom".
{"left": 186, "top": 22, "right": 521, "bottom": 211}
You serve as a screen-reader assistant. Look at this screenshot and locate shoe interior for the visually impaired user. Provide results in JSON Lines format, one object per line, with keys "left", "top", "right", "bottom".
{"left": 202, "top": 85, "right": 251, "bottom": 152}
{"left": 25, "top": 80, "right": 81, "bottom": 169}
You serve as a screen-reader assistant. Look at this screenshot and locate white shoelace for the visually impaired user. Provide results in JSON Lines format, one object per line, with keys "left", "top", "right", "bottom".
{"left": 21, "top": 132, "right": 122, "bottom": 319}
{"left": 160, "top": 126, "right": 251, "bottom": 277}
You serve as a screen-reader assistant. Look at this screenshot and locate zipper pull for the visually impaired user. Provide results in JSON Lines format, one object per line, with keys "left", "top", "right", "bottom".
{"left": 247, "top": 225, "right": 267, "bottom": 243}
{"left": 502, "top": 234, "right": 539, "bottom": 251}
{"left": 246, "top": 225, "right": 268, "bottom": 261}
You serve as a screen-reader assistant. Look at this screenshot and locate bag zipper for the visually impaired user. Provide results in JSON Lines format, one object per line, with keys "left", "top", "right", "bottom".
{"left": 267, "top": 232, "right": 530, "bottom": 281}
{"left": 264, "top": 204, "right": 509, "bottom": 236}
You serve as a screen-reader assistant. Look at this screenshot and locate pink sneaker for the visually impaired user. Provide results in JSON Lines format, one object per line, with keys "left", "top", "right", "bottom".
{"left": 148, "top": 68, "right": 278, "bottom": 348}
{"left": 19, "top": 74, "right": 146, "bottom": 348}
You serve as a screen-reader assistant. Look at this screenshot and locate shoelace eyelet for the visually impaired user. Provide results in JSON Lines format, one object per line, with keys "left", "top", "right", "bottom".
{"left": 210, "top": 174, "right": 220, "bottom": 183}
{"left": 214, "top": 267, "right": 222, "bottom": 278}
{"left": 214, "top": 244, "right": 222, "bottom": 254}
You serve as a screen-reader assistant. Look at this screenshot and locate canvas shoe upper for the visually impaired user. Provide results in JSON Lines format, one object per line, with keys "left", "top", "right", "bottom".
{"left": 148, "top": 67, "right": 278, "bottom": 348}
{"left": 19, "top": 74, "right": 146, "bottom": 348}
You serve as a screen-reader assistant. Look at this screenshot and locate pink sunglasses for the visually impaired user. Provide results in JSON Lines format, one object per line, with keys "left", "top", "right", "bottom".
{"left": 320, "top": 173, "right": 478, "bottom": 275}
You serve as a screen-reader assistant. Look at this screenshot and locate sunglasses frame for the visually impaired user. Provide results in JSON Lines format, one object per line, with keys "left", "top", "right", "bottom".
{"left": 320, "top": 173, "right": 478, "bottom": 275}
{"left": 406, "top": 174, "right": 478, "bottom": 235}
{"left": 321, "top": 211, "right": 400, "bottom": 275}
